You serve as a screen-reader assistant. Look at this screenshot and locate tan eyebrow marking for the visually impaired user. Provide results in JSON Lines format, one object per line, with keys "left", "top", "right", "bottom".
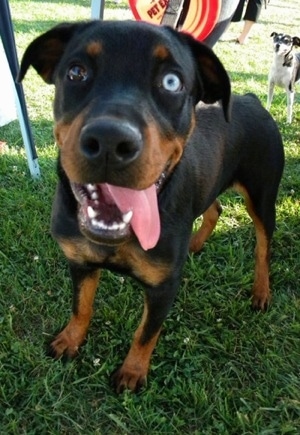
{"left": 86, "top": 41, "right": 103, "bottom": 57}
{"left": 153, "top": 44, "right": 170, "bottom": 60}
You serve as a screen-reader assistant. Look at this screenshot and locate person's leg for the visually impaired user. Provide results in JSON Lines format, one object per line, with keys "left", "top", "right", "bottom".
{"left": 237, "top": 19, "right": 255, "bottom": 43}
{"left": 243, "top": 0, "right": 263, "bottom": 22}
{"left": 231, "top": 0, "right": 246, "bottom": 22}
{"left": 237, "top": 0, "right": 263, "bottom": 44}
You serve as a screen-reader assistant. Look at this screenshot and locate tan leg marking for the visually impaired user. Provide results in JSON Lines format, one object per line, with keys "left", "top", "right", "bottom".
{"left": 251, "top": 227, "right": 271, "bottom": 310}
{"left": 112, "top": 301, "right": 161, "bottom": 393}
{"left": 234, "top": 184, "right": 271, "bottom": 309}
{"left": 51, "top": 269, "right": 101, "bottom": 357}
{"left": 189, "top": 200, "right": 222, "bottom": 253}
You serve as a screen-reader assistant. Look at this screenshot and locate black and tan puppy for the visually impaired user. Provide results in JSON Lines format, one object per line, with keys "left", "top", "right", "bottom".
{"left": 19, "top": 20, "right": 284, "bottom": 393}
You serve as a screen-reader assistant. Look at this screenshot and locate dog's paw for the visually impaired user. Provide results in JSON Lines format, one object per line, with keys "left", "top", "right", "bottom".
{"left": 48, "top": 327, "right": 86, "bottom": 359}
{"left": 251, "top": 292, "right": 271, "bottom": 312}
{"left": 110, "top": 365, "right": 147, "bottom": 394}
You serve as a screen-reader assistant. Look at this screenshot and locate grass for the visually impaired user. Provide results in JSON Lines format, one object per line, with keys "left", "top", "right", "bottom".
{"left": 0, "top": 0, "right": 299, "bottom": 433}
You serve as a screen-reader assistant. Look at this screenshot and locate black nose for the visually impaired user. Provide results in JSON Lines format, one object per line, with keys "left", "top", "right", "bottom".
{"left": 80, "top": 119, "right": 143, "bottom": 167}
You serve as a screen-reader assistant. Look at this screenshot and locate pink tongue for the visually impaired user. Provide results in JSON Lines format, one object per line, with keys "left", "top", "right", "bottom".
{"left": 103, "top": 183, "right": 160, "bottom": 250}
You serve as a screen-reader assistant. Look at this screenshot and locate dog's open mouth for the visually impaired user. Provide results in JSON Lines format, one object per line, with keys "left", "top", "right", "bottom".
{"left": 71, "top": 176, "right": 165, "bottom": 250}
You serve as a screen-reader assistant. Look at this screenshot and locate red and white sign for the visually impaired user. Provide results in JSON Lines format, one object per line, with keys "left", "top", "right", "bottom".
{"left": 129, "top": 0, "right": 221, "bottom": 41}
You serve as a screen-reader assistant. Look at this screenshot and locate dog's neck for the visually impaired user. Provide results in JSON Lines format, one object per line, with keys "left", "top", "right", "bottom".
{"left": 283, "top": 49, "right": 294, "bottom": 67}
{"left": 273, "top": 49, "right": 294, "bottom": 69}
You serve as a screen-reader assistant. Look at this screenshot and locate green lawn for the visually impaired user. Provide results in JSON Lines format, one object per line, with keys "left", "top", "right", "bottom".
{"left": 0, "top": 0, "right": 299, "bottom": 433}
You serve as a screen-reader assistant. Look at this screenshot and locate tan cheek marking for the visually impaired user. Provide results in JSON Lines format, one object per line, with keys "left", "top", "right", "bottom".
{"left": 166, "top": 112, "right": 196, "bottom": 171}
{"left": 86, "top": 41, "right": 103, "bottom": 57}
{"left": 54, "top": 121, "right": 70, "bottom": 148}
{"left": 131, "top": 115, "right": 194, "bottom": 190}
{"left": 54, "top": 114, "right": 84, "bottom": 148}
{"left": 54, "top": 114, "right": 88, "bottom": 182}
{"left": 136, "top": 123, "right": 182, "bottom": 188}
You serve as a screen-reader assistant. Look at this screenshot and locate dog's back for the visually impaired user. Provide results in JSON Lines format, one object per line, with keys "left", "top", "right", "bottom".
{"left": 186, "top": 93, "right": 284, "bottom": 217}
{"left": 294, "top": 52, "right": 300, "bottom": 83}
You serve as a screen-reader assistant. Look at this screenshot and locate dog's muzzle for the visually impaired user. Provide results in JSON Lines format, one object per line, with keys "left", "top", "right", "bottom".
{"left": 80, "top": 118, "right": 143, "bottom": 172}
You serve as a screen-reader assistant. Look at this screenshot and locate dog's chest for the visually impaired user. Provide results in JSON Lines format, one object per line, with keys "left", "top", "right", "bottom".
{"left": 269, "top": 56, "right": 295, "bottom": 88}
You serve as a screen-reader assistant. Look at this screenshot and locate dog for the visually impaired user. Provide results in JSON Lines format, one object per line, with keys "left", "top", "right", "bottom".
{"left": 267, "top": 31, "right": 300, "bottom": 123}
{"left": 18, "top": 20, "right": 284, "bottom": 393}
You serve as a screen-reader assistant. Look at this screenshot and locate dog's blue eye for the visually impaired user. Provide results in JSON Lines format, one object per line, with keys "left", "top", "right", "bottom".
{"left": 67, "top": 65, "right": 88, "bottom": 82}
{"left": 161, "top": 73, "right": 182, "bottom": 92}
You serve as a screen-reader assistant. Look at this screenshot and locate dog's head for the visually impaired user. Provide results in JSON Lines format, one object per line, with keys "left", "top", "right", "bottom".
{"left": 270, "top": 32, "right": 300, "bottom": 55}
{"left": 19, "top": 20, "right": 231, "bottom": 249}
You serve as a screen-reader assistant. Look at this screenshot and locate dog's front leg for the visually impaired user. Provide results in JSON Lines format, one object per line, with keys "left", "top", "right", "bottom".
{"left": 286, "top": 89, "right": 294, "bottom": 123}
{"left": 50, "top": 263, "right": 100, "bottom": 358}
{"left": 111, "top": 278, "right": 179, "bottom": 393}
{"left": 266, "top": 80, "right": 275, "bottom": 111}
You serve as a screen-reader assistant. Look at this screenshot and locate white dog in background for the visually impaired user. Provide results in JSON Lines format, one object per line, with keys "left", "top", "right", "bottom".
{"left": 267, "top": 32, "right": 300, "bottom": 123}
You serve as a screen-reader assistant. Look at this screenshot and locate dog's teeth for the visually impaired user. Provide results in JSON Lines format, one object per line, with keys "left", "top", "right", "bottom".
{"left": 108, "top": 222, "right": 119, "bottom": 231}
{"left": 87, "top": 206, "right": 97, "bottom": 219}
{"left": 87, "top": 183, "right": 96, "bottom": 192}
{"left": 91, "top": 218, "right": 127, "bottom": 232}
{"left": 122, "top": 210, "right": 133, "bottom": 224}
{"left": 98, "top": 220, "right": 108, "bottom": 230}
{"left": 91, "top": 192, "right": 99, "bottom": 200}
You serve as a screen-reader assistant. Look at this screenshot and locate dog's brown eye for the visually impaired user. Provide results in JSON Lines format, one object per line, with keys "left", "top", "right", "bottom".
{"left": 161, "top": 73, "right": 182, "bottom": 92}
{"left": 67, "top": 65, "right": 88, "bottom": 81}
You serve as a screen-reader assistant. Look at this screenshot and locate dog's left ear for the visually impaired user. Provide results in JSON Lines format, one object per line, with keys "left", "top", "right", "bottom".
{"left": 180, "top": 32, "right": 231, "bottom": 122}
{"left": 18, "top": 21, "right": 93, "bottom": 84}
{"left": 292, "top": 36, "right": 300, "bottom": 47}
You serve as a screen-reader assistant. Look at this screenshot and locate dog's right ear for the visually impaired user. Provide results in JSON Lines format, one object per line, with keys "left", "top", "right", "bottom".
{"left": 177, "top": 31, "right": 231, "bottom": 122}
{"left": 270, "top": 32, "right": 278, "bottom": 38}
{"left": 18, "top": 22, "right": 92, "bottom": 84}
{"left": 292, "top": 36, "right": 300, "bottom": 47}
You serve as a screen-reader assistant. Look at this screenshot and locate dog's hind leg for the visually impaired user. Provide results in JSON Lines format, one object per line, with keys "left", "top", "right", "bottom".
{"left": 234, "top": 183, "right": 277, "bottom": 310}
{"left": 248, "top": 214, "right": 272, "bottom": 311}
{"left": 189, "top": 200, "right": 222, "bottom": 253}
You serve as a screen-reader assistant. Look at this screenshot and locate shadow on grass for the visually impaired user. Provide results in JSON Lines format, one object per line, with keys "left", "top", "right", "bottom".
{"left": 1, "top": 118, "right": 54, "bottom": 152}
